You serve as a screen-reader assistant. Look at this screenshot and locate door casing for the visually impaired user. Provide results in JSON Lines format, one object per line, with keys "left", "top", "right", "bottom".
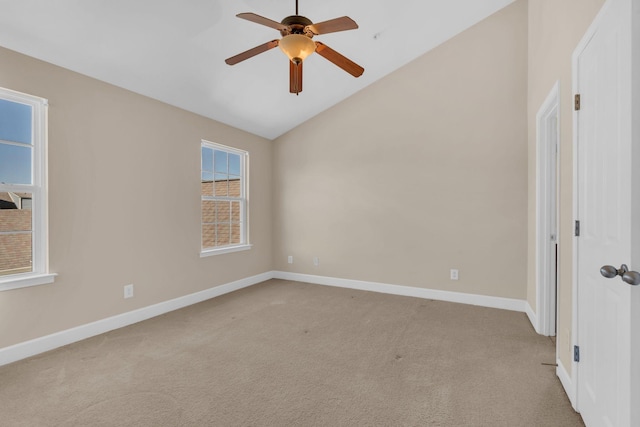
{"left": 536, "top": 81, "right": 560, "bottom": 338}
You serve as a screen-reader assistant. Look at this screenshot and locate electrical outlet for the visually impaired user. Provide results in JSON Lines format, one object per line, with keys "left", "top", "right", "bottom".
{"left": 124, "top": 284, "right": 134, "bottom": 299}
{"left": 288, "top": 255, "right": 293, "bottom": 264}
{"left": 313, "top": 257, "right": 320, "bottom": 267}
{"left": 450, "top": 269, "right": 459, "bottom": 280}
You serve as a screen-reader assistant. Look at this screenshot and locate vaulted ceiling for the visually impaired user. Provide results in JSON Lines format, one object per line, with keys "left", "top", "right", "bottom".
{"left": 0, "top": 0, "right": 515, "bottom": 139}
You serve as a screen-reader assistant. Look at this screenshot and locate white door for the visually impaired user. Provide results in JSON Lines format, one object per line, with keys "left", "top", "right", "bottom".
{"left": 574, "top": 0, "right": 638, "bottom": 426}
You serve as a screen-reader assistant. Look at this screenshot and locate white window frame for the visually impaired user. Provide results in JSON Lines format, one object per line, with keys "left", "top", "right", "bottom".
{"left": 200, "top": 140, "right": 251, "bottom": 257}
{"left": 0, "top": 87, "right": 56, "bottom": 291}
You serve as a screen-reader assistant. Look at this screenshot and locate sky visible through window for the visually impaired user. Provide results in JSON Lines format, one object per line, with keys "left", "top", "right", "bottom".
{"left": 0, "top": 99, "right": 32, "bottom": 185}
{"left": 201, "top": 147, "right": 241, "bottom": 181}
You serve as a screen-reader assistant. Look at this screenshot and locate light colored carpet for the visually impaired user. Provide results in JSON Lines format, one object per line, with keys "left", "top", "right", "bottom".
{"left": 0, "top": 279, "right": 584, "bottom": 426}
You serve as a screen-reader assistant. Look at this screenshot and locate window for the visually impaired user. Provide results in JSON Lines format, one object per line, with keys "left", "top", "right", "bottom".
{"left": 0, "top": 87, "right": 55, "bottom": 291}
{"left": 201, "top": 140, "right": 250, "bottom": 256}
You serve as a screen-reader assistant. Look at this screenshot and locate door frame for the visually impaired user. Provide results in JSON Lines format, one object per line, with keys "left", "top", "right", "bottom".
{"left": 535, "top": 81, "right": 560, "bottom": 337}
{"left": 629, "top": 0, "right": 640, "bottom": 423}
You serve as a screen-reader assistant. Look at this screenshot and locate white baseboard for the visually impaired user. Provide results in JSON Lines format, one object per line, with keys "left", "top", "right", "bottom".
{"left": 273, "top": 271, "right": 527, "bottom": 312}
{"left": 0, "top": 271, "right": 274, "bottom": 367}
{"left": 525, "top": 301, "right": 540, "bottom": 333}
{"left": 557, "top": 359, "right": 577, "bottom": 410}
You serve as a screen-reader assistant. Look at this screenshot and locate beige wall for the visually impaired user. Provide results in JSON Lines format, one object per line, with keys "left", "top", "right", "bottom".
{"left": 0, "top": 46, "right": 272, "bottom": 349}
{"left": 273, "top": 1, "right": 528, "bottom": 299}
{"left": 527, "top": 0, "right": 605, "bottom": 373}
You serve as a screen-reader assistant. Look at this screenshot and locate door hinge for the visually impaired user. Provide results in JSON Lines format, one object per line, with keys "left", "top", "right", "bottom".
{"left": 575, "top": 220, "right": 581, "bottom": 237}
{"left": 574, "top": 345, "right": 580, "bottom": 362}
{"left": 574, "top": 94, "right": 581, "bottom": 111}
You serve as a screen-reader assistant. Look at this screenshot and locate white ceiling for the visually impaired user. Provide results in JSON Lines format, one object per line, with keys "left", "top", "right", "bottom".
{"left": 0, "top": 0, "right": 515, "bottom": 140}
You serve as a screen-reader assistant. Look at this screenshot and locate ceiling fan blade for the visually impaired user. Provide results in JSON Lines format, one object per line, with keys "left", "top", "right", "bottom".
{"left": 237, "top": 13, "right": 289, "bottom": 31}
{"left": 225, "top": 40, "right": 279, "bottom": 65}
{"left": 306, "top": 16, "right": 358, "bottom": 35}
{"left": 315, "top": 42, "right": 364, "bottom": 77}
{"left": 290, "top": 61, "right": 303, "bottom": 94}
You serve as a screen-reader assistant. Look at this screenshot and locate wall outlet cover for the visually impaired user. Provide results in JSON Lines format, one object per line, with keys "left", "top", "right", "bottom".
{"left": 124, "top": 284, "right": 134, "bottom": 299}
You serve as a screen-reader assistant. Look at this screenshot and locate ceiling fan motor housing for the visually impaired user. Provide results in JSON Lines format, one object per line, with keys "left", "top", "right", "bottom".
{"left": 280, "top": 15, "right": 315, "bottom": 38}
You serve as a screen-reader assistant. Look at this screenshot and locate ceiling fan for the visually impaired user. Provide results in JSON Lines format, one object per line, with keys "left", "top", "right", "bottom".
{"left": 225, "top": 0, "right": 364, "bottom": 95}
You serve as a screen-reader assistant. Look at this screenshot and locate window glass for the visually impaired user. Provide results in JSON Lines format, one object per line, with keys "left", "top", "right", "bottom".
{"left": 229, "top": 178, "right": 241, "bottom": 197}
{"left": 201, "top": 146, "right": 213, "bottom": 172}
{"left": 230, "top": 223, "right": 241, "bottom": 244}
{"left": 0, "top": 143, "right": 32, "bottom": 185}
{"left": 0, "top": 99, "right": 32, "bottom": 144}
{"left": 214, "top": 150, "right": 228, "bottom": 174}
{"left": 202, "top": 224, "right": 215, "bottom": 248}
{"left": 201, "top": 178, "right": 213, "bottom": 197}
{"left": 231, "top": 201, "right": 240, "bottom": 222}
{"left": 213, "top": 174, "right": 227, "bottom": 197}
{"left": 216, "top": 223, "right": 231, "bottom": 246}
{"left": 229, "top": 153, "right": 241, "bottom": 177}
{"left": 0, "top": 191, "right": 33, "bottom": 276}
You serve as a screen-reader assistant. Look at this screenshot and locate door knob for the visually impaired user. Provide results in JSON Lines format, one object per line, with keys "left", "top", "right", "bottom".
{"left": 600, "top": 264, "right": 628, "bottom": 278}
{"left": 600, "top": 264, "right": 640, "bottom": 286}
{"left": 622, "top": 271, "right": 640, "bottom": 286}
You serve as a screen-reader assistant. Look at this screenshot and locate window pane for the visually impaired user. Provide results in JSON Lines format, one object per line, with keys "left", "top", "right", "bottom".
{"left": 201, "top": 172, "right": 213, "bottom": 197}
{"left": 215, "top": 201, "right": 230, "bottom": 222}
{"left": 0, "top": 143, "right": 32, "bottom": 185}
{"left": 216, "top": 223, "right": 230, "bottom": 246}
{"left": 0, "top": 99, "right": 32, "bottom": 144}
{"left": 230, "top": 223, "right": 241, "bottom": 244}
{"left": 0, "top": 233, "right": 32, "bottom": 276}
{"left": 214, "top": 150, "right": 228, "bottom": 174}
{"left": 202, "top": 224, "right": 215, "bottom": 249}
{"left": 201, "top": 170, "right": 214, "bottom": 182}
{"left": 0, "top": 191, "right": 33, "bottom": 276}
{"left": 0, "top": 192, "right": 32, "bottom": 231}
{"left": 231, "top": 201, "right": 240, "bottom": 222}
{"left": 201, "top": 200, "right": 215, "bottom": 224}
{"left": 201, "top": 147, "right": 213, "bottom": 172}
{"left": 228, "top": 178, "right": 241, "bottom": 197}
{"left": 229, "top": 153, "right": 241, "bottom": 176}
{"left": 214, "top": 175, "right": 228, "bottom": 197}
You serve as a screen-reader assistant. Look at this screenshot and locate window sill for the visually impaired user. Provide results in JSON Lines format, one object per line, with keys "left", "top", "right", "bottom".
{"left": 0, "top": 272, "right": 57, "bottom": 292}
{"left": 200, "top": 244, "right": 252, "bottom": 258}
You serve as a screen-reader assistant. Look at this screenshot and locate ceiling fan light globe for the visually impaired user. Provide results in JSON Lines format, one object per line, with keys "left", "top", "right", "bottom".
{"left": 279, "top": 34, "right": 315, "bottom": 63}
